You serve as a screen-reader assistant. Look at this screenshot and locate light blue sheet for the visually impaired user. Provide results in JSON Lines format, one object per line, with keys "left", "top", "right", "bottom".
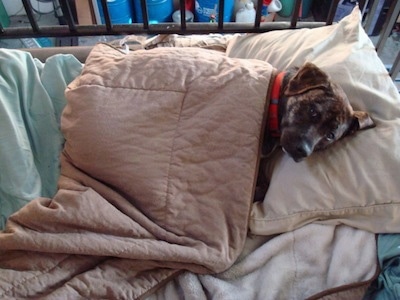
{"left": 0, "top": 49, "right": 82, "bottom": 229}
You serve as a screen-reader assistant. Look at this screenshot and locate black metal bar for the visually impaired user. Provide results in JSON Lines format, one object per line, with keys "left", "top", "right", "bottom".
{"left": 290, "top": 0, "right": 302, "bottom": 28}
{"left": 218, "top": 0, "right": 225, "bottom": 29}
{"left": 21, "top": 0, "right": 40, "bottom": 33}
{"left": 254, "top": 0, "right": 263, "bottom": 28}
{"left": 326, "top": 0, "right": 340, "bottom": 25}
{"left": 179, "top": 0, "right": 187, "bottom": 30}
{"left": 59, "top": 0, "right": 77, "bottom": 32}
{"left": 140, "top": 0, "right": 150, "bottom": 29}
{"left": 0, "top": 21, "right": 329, "bottom": 39}
{"left": 99, "top": 0, "right": 112, "bottom": 31}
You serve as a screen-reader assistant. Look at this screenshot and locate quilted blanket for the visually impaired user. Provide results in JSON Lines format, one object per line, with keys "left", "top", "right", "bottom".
{"left": 0, "top": 44, "right": 273, "bottom": 298}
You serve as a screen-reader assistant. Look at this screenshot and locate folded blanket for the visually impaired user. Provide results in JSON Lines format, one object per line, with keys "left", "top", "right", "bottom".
{"left": 0, "top": 44, "right": 273, "bottom": 298}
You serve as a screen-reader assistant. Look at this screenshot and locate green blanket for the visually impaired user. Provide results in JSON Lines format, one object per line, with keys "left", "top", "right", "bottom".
{"left": 0, "top": 49, "right": 82, "bottom": 229}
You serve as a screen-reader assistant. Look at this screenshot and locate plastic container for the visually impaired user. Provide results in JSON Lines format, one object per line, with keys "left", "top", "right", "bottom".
{"left": 195, "top": 0, "right": 235, "bottom": 22}
{"left": 97, "top": 0, "right": 134, "bottom": 24}
{"left": 133, "top": 0, "right": 174, "bottom": 23}
{"left": 278, "top": 0, "right": 313, "bottom": 18}
{"left": 0, "top": 0, "right": 10, "bottom": 28}
{"left": 300, "top": 0, "right": 313, "bottom": 18}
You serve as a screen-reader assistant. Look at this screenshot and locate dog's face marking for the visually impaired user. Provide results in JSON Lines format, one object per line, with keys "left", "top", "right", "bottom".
{"left": 277, "top": 63, "right": 375, "bottom": 162}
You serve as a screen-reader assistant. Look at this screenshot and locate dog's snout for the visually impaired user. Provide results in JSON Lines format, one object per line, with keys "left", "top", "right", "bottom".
{"left": 296, "top": 143, "right": 311, "bottom": 158}
{"left": 290, "top": 142, "right": 313, "bottom": 162}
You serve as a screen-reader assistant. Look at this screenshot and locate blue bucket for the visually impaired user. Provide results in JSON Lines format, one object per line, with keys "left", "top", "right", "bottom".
{"left": 97, "top": 0, "right": 134, "bottom": 24}
{"left": 195, "top": 0, "right": 234, "bottom": 22}
{"left": 133, "top": 0, "right": 174, "bottom": 23}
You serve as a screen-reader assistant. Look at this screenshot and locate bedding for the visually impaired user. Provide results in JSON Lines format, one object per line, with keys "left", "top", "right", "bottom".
{"left": 0, "top": 43, "right": 273, "bottom": 298}
{"left": 227, "top": 6, "right": 400, "bottom": 235}
{"left": 0, "top": 5, "right": 399, "bottom": 299}
{"left": 0, "top": 50, "right": 82, "bottom": 229}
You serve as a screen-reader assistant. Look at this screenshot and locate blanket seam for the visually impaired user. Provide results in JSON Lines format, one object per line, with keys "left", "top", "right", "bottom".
{"left": 163, "top": 91, "right": 187, "bottom": 222}
{"left": 251, "top": 202, "right": 400, "bottom": 222}
{"left": 0, "top": 255, "right": 71, "bottom": 297}
{"left": 291, "top": 231, "right": 298, "bottom": 300}
{"left": 70, "top": 83, "right": 187, "bottom": 94}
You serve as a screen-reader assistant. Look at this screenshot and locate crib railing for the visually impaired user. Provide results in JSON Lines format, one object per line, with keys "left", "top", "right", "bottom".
{"left": 0, "top": 0, "right": 399, "bottom": 79}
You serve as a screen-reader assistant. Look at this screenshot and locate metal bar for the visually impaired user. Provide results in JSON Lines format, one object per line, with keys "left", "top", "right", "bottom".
{"left": 358, "top": 0, "right": 368, "bottom": 13}
{"left": 254, "top": 0, "right": 263, "bottom": 28}
{"left": 179, "top": 0, "right": 187, "bottom": 30}
{"left": 364, "top": 0, "right": 382, "bottom": 33}
{"left": 140, "top": 0, "right": 150, "bottom": 29}
{"left": 390, "top": 50, "right": 400, "bottom": 80}
{"left": 290, "top": 0, "right": 302, "bottom": 28}
{"left": 218, "top": 0, "right": 225, "bottom": 29}
{"left": 0, "top": 22, "right": 329, "bottom": 38}
{"left": 21, "top": 0, "right": 40, "bottom": 33}
{"left": 59, "top": 0, "right": 77, "bottom": 32}
{"left": 99, "top": 0, "right": 112, "bottom": 31}
{"left": 376, "top": 0, "right": 400, "bottom": 55}
{"left": 326, "top": 0, "right": 340, "bottom": 25}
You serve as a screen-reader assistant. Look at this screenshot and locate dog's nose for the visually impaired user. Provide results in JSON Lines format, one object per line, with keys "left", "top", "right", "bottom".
{"left": 295, "top": 143, "right": 312, "bottom": 159}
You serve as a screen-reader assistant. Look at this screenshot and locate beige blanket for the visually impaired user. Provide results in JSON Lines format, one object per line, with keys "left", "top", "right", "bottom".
{"left": 0, "top": 44, "right": 273, "bottom": 298}
{"left": 149, "top": 224, "right": 378, "bottom": 300}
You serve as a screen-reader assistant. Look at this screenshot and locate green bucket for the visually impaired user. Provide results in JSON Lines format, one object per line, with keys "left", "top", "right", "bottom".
{"left": 279, "top": 0, "right": 313, "bottom": 18}
{"left": 0, "top": 0, "right": 10, "bottom": 28}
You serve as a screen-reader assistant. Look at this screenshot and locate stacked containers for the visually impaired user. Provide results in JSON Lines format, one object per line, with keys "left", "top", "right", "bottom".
{"left": 96, "top": 0, "right": 236, "bottom": 24}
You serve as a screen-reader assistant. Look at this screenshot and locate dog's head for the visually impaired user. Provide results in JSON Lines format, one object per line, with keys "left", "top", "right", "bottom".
{"left": 279, "top": 63, "right": 375, "bottom": 162}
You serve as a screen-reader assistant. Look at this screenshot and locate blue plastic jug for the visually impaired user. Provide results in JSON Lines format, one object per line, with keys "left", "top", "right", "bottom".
{"left": 195, "top": 0, "right": 234, "bottom": 22}
{"left": 133, "top": 0, "right": 174, "bottom": 23}
{"left": 97, "top": 0, "right": 134, "bottom": 24}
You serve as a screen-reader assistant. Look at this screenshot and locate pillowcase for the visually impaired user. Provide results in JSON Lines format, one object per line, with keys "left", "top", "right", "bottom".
{"left": 227, "top": 6, "right": 400, "bottom": 235}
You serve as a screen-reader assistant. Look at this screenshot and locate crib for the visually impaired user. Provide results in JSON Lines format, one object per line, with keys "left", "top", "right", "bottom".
{"left": 1, "top": 0, "right": 400, "bottom": 299}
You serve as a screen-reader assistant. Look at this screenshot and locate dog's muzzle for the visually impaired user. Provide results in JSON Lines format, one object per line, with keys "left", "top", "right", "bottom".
{"left": 281, "top": 136, "right": 314, "bottom": 162}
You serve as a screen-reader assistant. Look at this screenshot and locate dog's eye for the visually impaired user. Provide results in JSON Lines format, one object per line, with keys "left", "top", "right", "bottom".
{"left": 326, "top": 132, "right": 335, "bottom": 141}
{"left": 309, "top": 107, "right": 319, "bottom": 119}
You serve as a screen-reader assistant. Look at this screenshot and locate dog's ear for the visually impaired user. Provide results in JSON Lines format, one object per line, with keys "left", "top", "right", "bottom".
{"left": 346, "top": 111, "right": 376, "bottom": 135}
{"left": 285, "top": 62, "right": 330, "bottom": 96}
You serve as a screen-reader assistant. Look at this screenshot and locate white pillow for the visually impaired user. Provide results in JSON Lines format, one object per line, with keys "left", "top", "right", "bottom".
{"left": 227, "top": 7, "right": 400, "bottom": 235}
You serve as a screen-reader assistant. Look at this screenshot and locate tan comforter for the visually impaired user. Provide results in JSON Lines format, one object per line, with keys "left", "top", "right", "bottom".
{"left": 0, "top": 44, "right": 273, "bottom": 298}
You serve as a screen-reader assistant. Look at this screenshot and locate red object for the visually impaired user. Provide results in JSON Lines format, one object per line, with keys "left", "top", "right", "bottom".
{"left": 185, "top": 0, "right": 194, "bottom": 11}
{"left": 268, "top": 72, "right": 285, "bottom": 137}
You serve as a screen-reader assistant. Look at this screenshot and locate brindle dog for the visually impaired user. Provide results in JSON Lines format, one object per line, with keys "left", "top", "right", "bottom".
{"left": 265, "top": 62, "right": 375, "bottom": 162}
{"left": 255, "top": 62, "right": 375, "bottom": 201}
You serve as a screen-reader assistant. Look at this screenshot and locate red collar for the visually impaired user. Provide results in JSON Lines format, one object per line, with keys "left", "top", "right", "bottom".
{"left": 268, "top": 72, "right": 285, "bottom": 137}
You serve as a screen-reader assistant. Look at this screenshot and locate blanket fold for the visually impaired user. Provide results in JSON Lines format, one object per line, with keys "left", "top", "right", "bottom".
{"left": 0, "top": 44, "right": 273, "bottom": 298}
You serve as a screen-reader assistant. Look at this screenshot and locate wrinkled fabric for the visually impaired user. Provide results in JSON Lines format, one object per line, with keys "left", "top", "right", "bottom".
{"left": 150, "top": 224, "right": 377, "bottom": 300}
{"left": 0, "top": 44, "right": 272, "bottom": 298}
{"left": 365, "top": 234, "right": 400, "bottom": 300}
{"left": 0, "top": 50, "right": 82, "bottom": 230}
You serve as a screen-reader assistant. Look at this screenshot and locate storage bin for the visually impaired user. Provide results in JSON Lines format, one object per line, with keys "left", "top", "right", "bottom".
{"left": 195, "top": 0, "right": 235, "bottom": 22}
{"left": 98, "top": 0, "right": 134, "bottom": 24}
{"left": 0, "top": 0, "right": 10, "bottom": 28}
{"left": 279, "top": 0, "right": 313, "bottom": 18}
{"left": 133, "top": 0, "right": 174, "bottom": 23}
